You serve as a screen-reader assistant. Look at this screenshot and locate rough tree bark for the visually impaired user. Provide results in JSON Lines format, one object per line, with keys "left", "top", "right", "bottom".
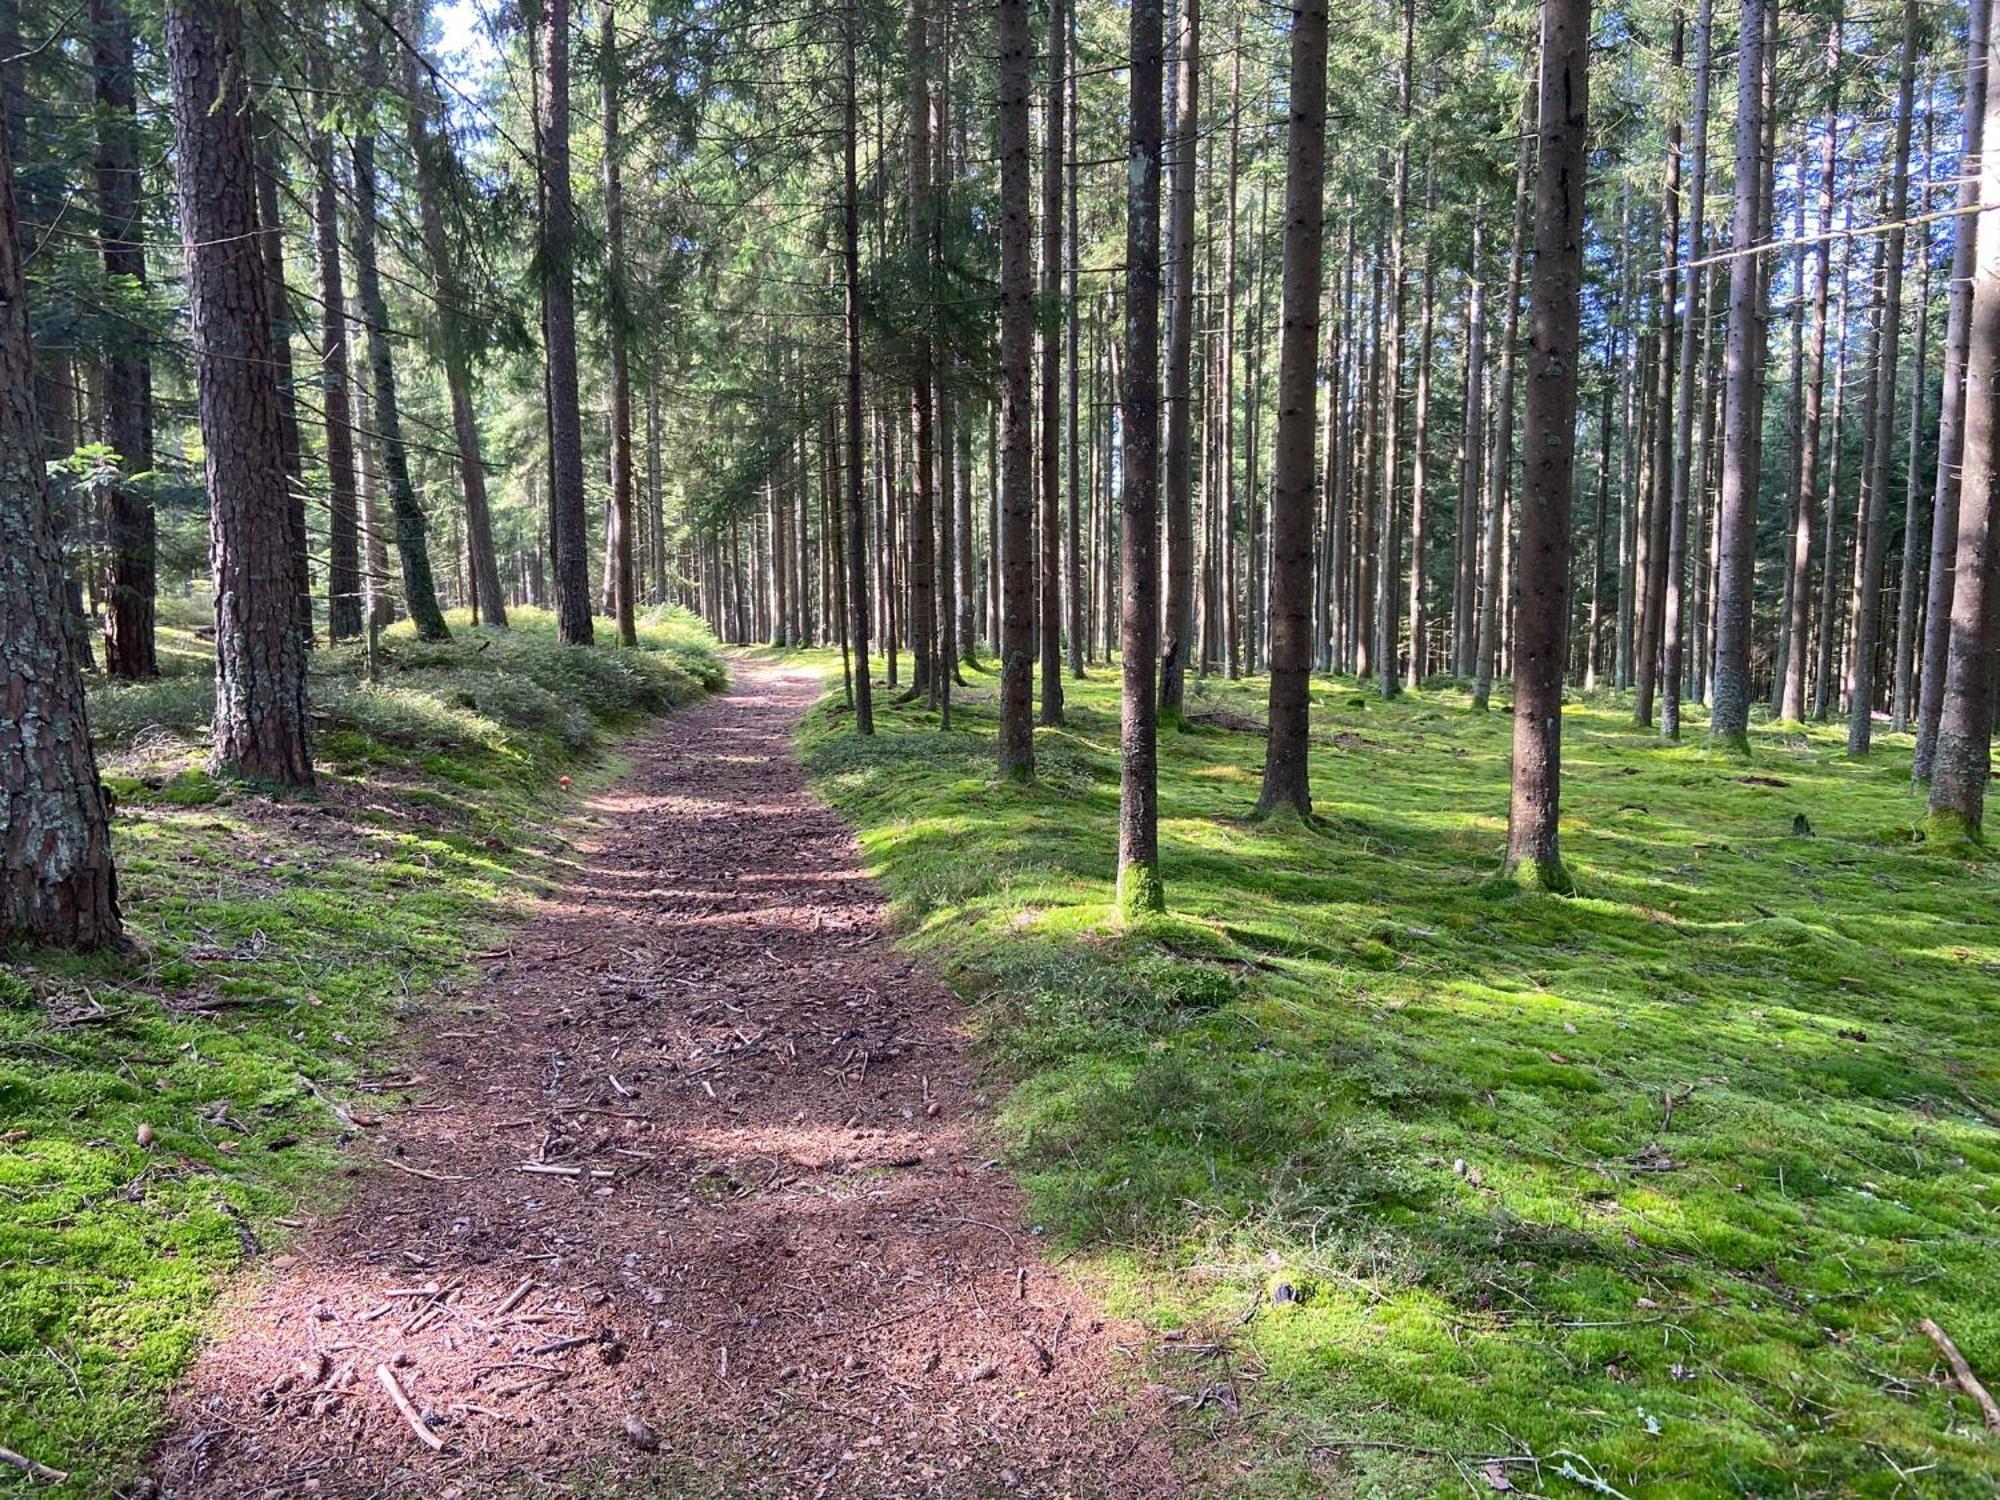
{"left": 1915, "top": 0, "right": 1991, "bottom": 778}
{"left": 1632, "top": 16, "right": 1681, "bottom": 729}
{"left": 308, "top": 52, "right": 362, "bottom": 643}
{"left": 997, "top": 0, "right": 1036, "bottom": 777}
{"left": 842, "top": 0, "right": 873, "bottom": 730}
{"left": 1037, "top": 0, "right": 1065, "bottom": 723}
{"left": 1505, "top": 0, "right": 1590, "bottom": 891}
{"left": 166, "top": 0, "right": 313, "bottom": 787}
{"left": 1117, "top": 0, "right": 1165, "bottom": 911}
{"left": 1255, "top": 0, "right": 1329, "bottom": 819}
{"left": 599, "top": 0, "right": 636, "bottom": 646}
{"left": 1375, "top": 0, "right": 1414, "bottom": 699}
{"left": 537, "top": 0, "right": 593, "bottom": 644}
{"left": 1927, "top": 0, "right": 2000, "bottom": 839}
{"left": 1, "top": 92, "right": 120, "bottom": 948}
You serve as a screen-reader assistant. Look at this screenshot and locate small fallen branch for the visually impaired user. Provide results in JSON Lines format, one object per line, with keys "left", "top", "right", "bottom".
{"left": 1920, "top": 1318, "right": 2000, "bottom": 1432}
{"left": 493, "top": 1277, "right": 536, "bottom": 1316}
{"left": 0, "top": 1444, "right": 68, "bottom": 1484}
{"left": 380, "top": 1158, "right": 467, "bottom": 1183}
{"left": 376, "top": 1362, "right": 446, "bottom": 1451}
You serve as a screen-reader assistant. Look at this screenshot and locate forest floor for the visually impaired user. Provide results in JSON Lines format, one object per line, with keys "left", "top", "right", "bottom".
{"left": 796, "top": 652, "right": 2000, "bottom": 1499}
{"left": 146, "top": 657, "right": 1182, "bottom": 1499}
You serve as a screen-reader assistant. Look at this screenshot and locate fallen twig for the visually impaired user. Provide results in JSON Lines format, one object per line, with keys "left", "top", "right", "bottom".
{"left": 493, "top": 1277, "right": 536, "bottom": 1316}
{"left": 375, "top": 1363, "right": 446, "bottom": 1451}
{"left": 1920, "top": 1318, "right": 2000, "bottom": 1432}
{"left": 380, "top": 1158, "right": 467, "bottom": 1183}
{"left": 0, "top": 1444, "right": 68, "bottom": 1484}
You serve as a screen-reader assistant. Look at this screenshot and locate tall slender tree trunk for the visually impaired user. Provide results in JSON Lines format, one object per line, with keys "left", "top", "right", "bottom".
{"left": 1256, "top": 0, "right": 1329, "bottom": 819}
{"left": 1845, "top": 0, "right": 1917, "bottom": 757}
{"left": 842, "top": 0, "right": 873, "bottom": 728}
{"left": 1065, "top": 4, "right": 1084, "bottom": 681}
{"left": 997, "top": 0, "right": 1036, "bottom": 775}
{"left": 1222, "top": 26, "right": 1242, "bottom": 679}
{"left": 1506, "top": 0, "right": 1590, "bottom": 890}
{"left": 1406, "top": 187, "right": 1436, "bottom": 690}
{"left": 166, "top": 0, "right": 312, "bottom": 787}
{"left": 1375, "top": 0, "right": 1414, "bottom": 698}
{"left": 1037, "top": 0, "right": 1065, "bottom": 723}
{"left": 1891, "top": 197, "right": 1932, "bottom": 733}
{"left": 352, "top": 36, "right": 449, "bottom": 643}
{"left": 1474, "top": 66, "right": 1535, "bottom": 711}
{"left": 1813, "top": 247, "right": 1852, "bottom": 719}
{"left": 310, "top": 51, "right": 362, "bottom": 643}
{"left": 1928, "top": 0, "right": 2000, "bottom": 838}
{"left": 1778, "top": 23, "right": 1839, "bottom": 725}
{"left": 1, "top": 87, "right": 120, "bottom": 946}
{"left": 251, "top": 116, "right": 308, "bottom": 641}
{"left": 1664, "top": 0, "right": 1715, "bottom": 736}
{"left": 90, "top": 0, "right": 155, "bottom": 678}
{"left": 400, "top": 0, "right": 506, "bottom": 630}
{"left": 1707, "top": 0, "right": 1769, "bottom": 752}
{"left": 1159, "top": 0, "right": 1198, "bottom": 723}
{"left": 1454, "top": 222, "right": 1486, "bottom": 676}
{"left": 1916, "top": 0, "right": 1991, "bottom": 778}
{"left": 1633, "top": 17, "right": 1682, "bottom": 727}
{"left": 598, "top": 0, "right": 636, "bottom": 645}
{"left": 906, "top": 0, "right": 938, "bottom": 705}
{"left": 1117, "top": 0, "right": 1166, "bottom": 911}
{"left": 536, "top": 0, "right": 593, "bottom": 644}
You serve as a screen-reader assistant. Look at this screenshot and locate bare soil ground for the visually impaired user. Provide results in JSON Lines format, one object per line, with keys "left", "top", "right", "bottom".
{"left": 152, "top": 659, "right": 1184, "bottom": 1500}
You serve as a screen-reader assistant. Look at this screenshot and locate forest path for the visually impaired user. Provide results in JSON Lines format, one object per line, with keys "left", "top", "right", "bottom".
{"left": 155, "top": 657, "right": 1183, "bottom": 1500}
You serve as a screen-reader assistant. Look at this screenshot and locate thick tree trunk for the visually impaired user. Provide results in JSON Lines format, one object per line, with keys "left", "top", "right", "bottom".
{"left": 1844, "top": 0, "right": 1917, "bottom": 757}
{"left": 0, "top": 96, "right": 120, "bottom": 947}
{"left": 996, "top": 0, "right": 1036, "bottom": 776}
{"left": 1159, "top": 0, "right": 1198, "bottom": 723}
{"left": 536, "top": 0, "right": 593, "bottom": 644}
{"left": 1916, "top": 0, "right": 1991, "bottom": 778}
{"left": 1255, "top": 0, "right": 1329, "bottom": 819}
{"left": 1707, "top": 0, "right": 1768, "bottom": 752}
{"left": 167, "top": 0, "right": 312, "bottom": 787}
{"left": 1117, "top": 0, "right": 1165, "bottom": 911}
{"left": 352, "top": 37, "right": 449, "bottom": 643}
{"left": 1505, "top": 0, "right": 1590, "bottom": 891}
{"left": 1927, "top": 0, "right": 2000, "bottom": 839}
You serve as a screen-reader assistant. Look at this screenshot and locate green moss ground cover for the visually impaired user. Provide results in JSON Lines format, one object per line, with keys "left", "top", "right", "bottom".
{"left": 798, "top": 655, "right": 2000, "bottom": 1499}
{"left": 0, "top": 603, "right": 722, "bottom": 1495}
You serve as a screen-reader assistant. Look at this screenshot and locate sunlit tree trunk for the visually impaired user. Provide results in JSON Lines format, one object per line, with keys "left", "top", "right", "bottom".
{"left": 310, "top": 51, "right": 361, "bottom": 643}
{"left": 1633, "top": 16, "right": 1681, "bottom": 728}
{"left": 1506, "top": 0, "right": 1590, "bottom": 890}
{"left": 1159, "top": 0, "right": 1198, "bottom": 723}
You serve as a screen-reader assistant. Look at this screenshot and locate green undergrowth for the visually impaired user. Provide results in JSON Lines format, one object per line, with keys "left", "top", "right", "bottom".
{"left": 798, "top": 653, "right": 2000, "bottom": 1499}
{"left": 0, "top": 601, "right": 722, "bottom": 1495}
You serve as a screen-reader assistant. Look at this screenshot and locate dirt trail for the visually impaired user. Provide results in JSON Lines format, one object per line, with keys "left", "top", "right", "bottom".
{"left": 154, "top": 658, "right": 1183, "bottom": 1499}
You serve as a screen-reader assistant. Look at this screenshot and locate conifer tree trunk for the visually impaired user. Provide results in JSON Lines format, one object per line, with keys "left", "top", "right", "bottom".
{"left": 352, "top": 37, "right": 449, "bottom": 643}
{"left": 1473, "top": 67, "right": 1534, "bottom": 711}
{"left": 251, "top": 117, "right": 308, "bottom": 640}
{"left": 1159, "top": 0, "right": 1198, "bottom": 723}
{"left": 1812, "top": 247, "right": 1852, "bottom": 719}
{"left": 90, "top": 0, "right": 155, "bottom": 678}
{"left": 598, "top": 0, "right": 636, "bottom": 646}
{"left": 1037, "top": 0, "right": 1065, "bottom": 723}
{"left": 1454, "top": 222, "right": 1485, "bottom": 676}
{"left": 906, "top": 0, "right": 938, "bottom": 704}
{"left": 1778, "top": 22, "right": 1838, "bottom": 725}
{"left": 166, "top": 0, "right": 313, "bottom": 786}
{"left": 1633, "top": 17, "right": 1681, "bottom": 728}
{"left": 1065, "top": 6, "right": 1084, "bottom": 681}
{"left": 1406, "top": 190, "right": 1436, "bottom": 690}
{"left": 1256, "top": 0, "right": 1329, "bottom": 819}
{"left": 401, "top": 0, "right": 506, "bottom": 629}
{"left": 1844, "top": 0, "right": 1917, "bottom": 758}
{"left": 1707, "top": 0, "right": 1768, "bottom": 752}
{"left": 996, "top": 0, "right": 1036, "bottom": 775}
{"left": 1916, "top": 0, "right": 1990, "bottom": 778}
{"left": 842, "top": 0, "right": 873, "bottom": 730}
{"left": 310, "top": 52, "right": 362, "bottom": 644}
{"left": 536, "top": 0, "right": 593, "bottom": 644}
{"left": 1374, "top": 0, "right": 1414, "bottom": 698}
{"left": 1927, "top": 0, "right": 2000, "bottom": 838}
{"left": 1890, "top": 204, "right": 1932, "bottom": 733}
{"left": 1663, "top": 0, "right": 1714, "bottom": 736}
{"left": 1506, "top": 0, "right": 1590, "bottom": 890}
{"left": 1117, "top": 0, "right": 1166, "bottom": 908}
{"left": 1221, "top": 27, "right": 1242, "bottom": 679}
{"left": 1, "top": 92, "right": 120, "bottom": 947}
